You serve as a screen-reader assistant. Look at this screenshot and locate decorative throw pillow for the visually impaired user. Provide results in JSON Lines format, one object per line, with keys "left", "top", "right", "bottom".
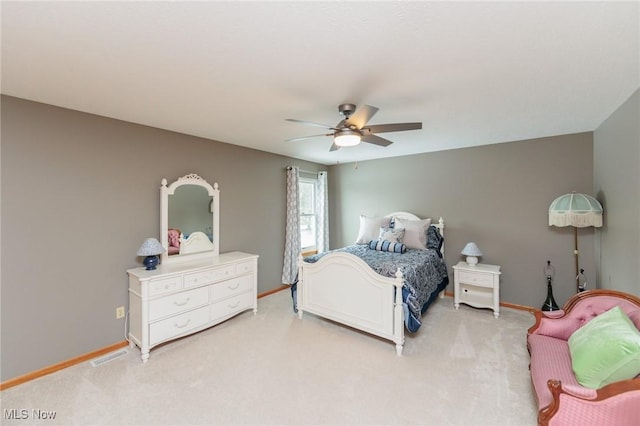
{"left": 379, "top": 227, "right": 405, "bottom": 244}
{"left": 568, "top": 306, "right": 640, "bottom": 389}
{"left": 368, "top": 239, "right": 407, "bottom": 253}
{"left": 427, "top": 226, "right": 444, "bottom": 254}
{"left": 355, "top": 215, "right": 391, "bottom": 244}
{"left": 392, "top": 217, "right": 432, "bottom": 250}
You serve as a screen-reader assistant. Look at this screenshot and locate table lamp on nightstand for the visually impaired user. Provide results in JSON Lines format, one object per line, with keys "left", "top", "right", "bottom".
{"left": 461, "top": 242, "right": 482, "bottom": 266}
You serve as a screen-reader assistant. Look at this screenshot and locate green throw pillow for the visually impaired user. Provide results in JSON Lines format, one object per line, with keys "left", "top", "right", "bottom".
{"left": 568, "top": 306, "right": 640, "bottom": 389}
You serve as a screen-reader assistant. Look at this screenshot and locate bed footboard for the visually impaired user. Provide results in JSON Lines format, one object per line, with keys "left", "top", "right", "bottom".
{"left": 297, "top": 252, "right": 405, "bottom": 355}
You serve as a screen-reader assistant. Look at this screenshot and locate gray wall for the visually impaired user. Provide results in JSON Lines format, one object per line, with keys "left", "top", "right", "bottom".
{"left": 1, "top": 95, "right": 322, "bottom": 381}
{"left": 594, "top": 89, "right": 640, "bottom": 294}
{"left": 328, "top": 133, "right": 596, "bottom": 309}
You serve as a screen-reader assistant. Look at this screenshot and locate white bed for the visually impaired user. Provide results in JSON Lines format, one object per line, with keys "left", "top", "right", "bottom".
{"left": 296, "top": 212, "right": 446, "bottom": 355}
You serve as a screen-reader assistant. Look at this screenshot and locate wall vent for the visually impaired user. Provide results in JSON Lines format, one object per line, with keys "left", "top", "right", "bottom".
{"left": 89, "top": 349, "right": 129, "bottom": 367}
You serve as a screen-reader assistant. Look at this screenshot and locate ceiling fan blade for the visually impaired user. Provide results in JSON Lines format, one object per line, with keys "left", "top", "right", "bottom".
{"left": 285, "top": 118, "right": 336, "bottom": 130}
{"left": 346, "top": 105, "right": 379, "bottom": 129}
{"left": 361, "top": 134, "right": 393, "bottom": 147}
{"left": 286, "top": 133, "right": 331, "bottom": 142}
{"left": 364, "top": 122, "right": 422, "bottom": 134}
{"left": 329, "top": 142, "right": 340, "bottom": 152}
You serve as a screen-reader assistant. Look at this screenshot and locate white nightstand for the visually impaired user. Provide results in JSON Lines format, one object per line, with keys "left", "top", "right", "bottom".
{"left": 453, "top": 261, "right": 501, "bottom": 318}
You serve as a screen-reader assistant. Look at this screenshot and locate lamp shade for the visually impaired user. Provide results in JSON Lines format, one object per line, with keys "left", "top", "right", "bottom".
{"left": 461, "top": 242, "right": 483, "bottom": 257}
{"left": 461, "top": 242, "right": 482, "bottom": 266}
{"left": 136, "top": 238, "right": 165, "bottom": 256}
{"left": 548, "top": 192, "right": 603, "bottom": 228}
{"left": 548, "top": 192, "right": 603, "bottom": 292}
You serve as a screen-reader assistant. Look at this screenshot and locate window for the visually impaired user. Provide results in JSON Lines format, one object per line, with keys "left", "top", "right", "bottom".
{"left": 299, "top": 178, "right": 317, "bottom": 250}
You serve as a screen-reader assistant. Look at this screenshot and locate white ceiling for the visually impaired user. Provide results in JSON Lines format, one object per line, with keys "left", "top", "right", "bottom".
{"left": 2, "top": 1, "right": 638, "bottom": 165}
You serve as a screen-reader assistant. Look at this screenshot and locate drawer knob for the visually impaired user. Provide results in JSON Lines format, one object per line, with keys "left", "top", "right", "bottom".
{"left": 228, "top": 301, "right": 240, "bottom": 308}
{"left": 228, "top": 283, "right": 240, "bottom": 290}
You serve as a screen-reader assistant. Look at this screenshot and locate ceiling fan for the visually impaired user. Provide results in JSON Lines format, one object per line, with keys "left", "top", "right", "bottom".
{"left": 286, "top": 103, "right": 422, "bottom": 151}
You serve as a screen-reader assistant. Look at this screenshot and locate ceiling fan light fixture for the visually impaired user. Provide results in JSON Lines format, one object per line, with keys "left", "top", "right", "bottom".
{"left": 334, "top": 129, "right": 361, "bottom": 147}
{"left": 287, "top": 104, "right": 421, "bottom": 151}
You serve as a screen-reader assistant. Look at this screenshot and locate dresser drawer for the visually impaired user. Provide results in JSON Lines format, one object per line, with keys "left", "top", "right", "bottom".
{"left": 211, "top": 291, "right": 254, "bottom": 321}
{"left": 184, "top": 265, "right": 235, "bottom": 288}
{"left": 149, "top": 305, "right": 210, "bottom": 346}
{"left": 148, "top": 276, "right": 183, "bottom": 296}
{"left": 236, "top": 260, "right": 255, "bottom": 275}
{"left": 457, "top": 270, "right": 495, "bottom": 288}
{"left": 211, "top": 274, "right": 253, "bottom": 301}
{"left": 148, "top": 286, "right": 209, "bottom": 321}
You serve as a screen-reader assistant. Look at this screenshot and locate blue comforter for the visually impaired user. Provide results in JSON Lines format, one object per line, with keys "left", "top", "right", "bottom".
{"left": 292, "top": 245, "right": 449, "bottom": 332}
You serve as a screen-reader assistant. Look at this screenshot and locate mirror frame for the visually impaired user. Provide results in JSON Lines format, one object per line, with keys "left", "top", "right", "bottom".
{"left": 160, "top": 173, "right": 219, "bottom": 264}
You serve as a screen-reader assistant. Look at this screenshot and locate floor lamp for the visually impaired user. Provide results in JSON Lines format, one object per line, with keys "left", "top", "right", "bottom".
{"left": 548, "top": 192, "right": 603, "bottom": 292}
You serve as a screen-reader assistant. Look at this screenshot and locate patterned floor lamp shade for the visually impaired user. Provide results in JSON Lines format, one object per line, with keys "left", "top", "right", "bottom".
{"left": 548, "top": 192, "right": 603, "bottom": 292}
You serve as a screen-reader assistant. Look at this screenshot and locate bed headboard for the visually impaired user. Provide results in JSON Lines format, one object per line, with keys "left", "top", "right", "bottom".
{"left": 385, "top": 211, "right": 445, "bottom": 256}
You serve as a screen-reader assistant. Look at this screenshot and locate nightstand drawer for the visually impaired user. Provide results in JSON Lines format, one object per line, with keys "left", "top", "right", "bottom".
{"left": 149, "top": 286, "right": 209, "bottom": 321}
{"left": 457, "top": 270, "right": 495, "bottom": 288}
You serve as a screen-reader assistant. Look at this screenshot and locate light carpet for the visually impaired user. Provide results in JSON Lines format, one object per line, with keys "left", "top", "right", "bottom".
{"left": 1, "top": 290, "right": 539, "bottom": 425}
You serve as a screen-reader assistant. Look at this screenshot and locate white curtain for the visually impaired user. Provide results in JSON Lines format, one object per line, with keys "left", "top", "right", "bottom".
{"left": 316, "top": 171, "right": 329, "bottom": 253}
{"left": 282, "top": 166, "right": 300, "bottom": 284}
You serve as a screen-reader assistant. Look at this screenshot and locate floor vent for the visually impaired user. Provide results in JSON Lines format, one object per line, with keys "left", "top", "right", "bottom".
{"left": 89, "top": 349, "right": 129, "bottom": 367}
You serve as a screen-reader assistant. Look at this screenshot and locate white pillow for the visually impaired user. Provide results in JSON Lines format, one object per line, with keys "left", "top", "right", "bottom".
{"left": 379, "top": 227, "right": 405, "bottom": 243}
{"left": 355, "top": 215, "right": 391, "bottom": 244}
{"left": 393, "top": 217, "right": 432, "bottom": 250}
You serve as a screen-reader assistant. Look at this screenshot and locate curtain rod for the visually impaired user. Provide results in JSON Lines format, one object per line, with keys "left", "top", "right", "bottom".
{"left": 286, "top": 166, "right": 326, "bottom": 174}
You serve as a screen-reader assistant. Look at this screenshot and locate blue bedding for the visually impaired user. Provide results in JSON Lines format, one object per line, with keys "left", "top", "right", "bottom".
{"left": 292, "top": 245, "right": 449, "bottom": 332}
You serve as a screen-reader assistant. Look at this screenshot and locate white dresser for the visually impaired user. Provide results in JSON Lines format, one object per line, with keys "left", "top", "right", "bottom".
{"left": 128, "top": 251, "right": 258, "bottom": 362}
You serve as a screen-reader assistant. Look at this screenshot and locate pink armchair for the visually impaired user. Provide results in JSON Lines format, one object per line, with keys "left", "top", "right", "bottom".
{"left": 527, "top": 289, "right": 640, "bottom": 426}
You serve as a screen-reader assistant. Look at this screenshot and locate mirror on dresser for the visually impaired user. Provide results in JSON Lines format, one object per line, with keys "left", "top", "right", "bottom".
{"left": 160, "top": 173, "right": 219, "bottom": 264}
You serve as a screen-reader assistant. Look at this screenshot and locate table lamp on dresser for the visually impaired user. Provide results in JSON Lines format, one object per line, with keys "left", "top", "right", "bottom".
{"left": 136, "top": 238, "right": 165, "bottom": 270}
